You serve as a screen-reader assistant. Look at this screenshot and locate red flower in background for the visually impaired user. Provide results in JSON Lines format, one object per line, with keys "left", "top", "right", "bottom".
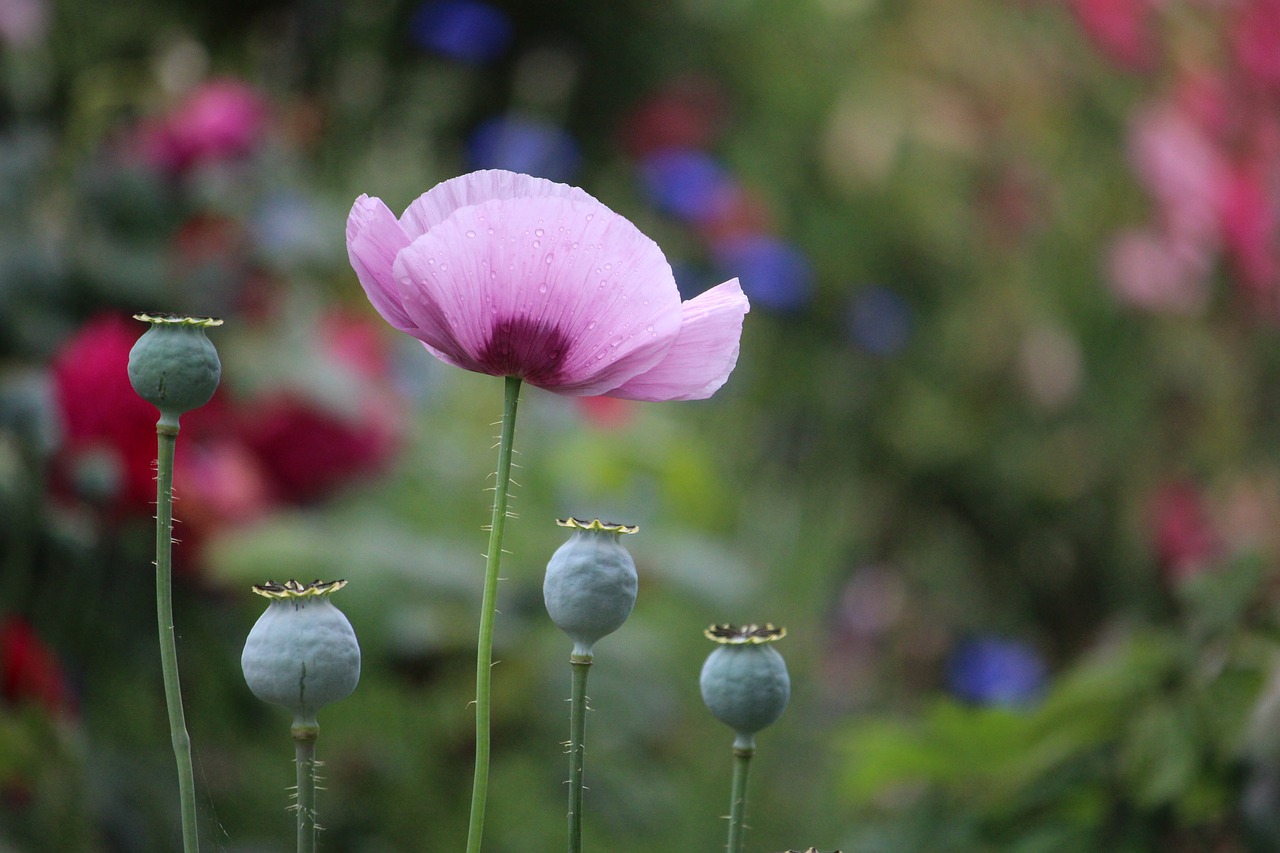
{"left": 50, "top": 314, "right": 233, "bottom": 517}
{"left": 51, "top": 314, "right": 172, "bottom": 513}
{"left": 50, "top": 309, "right": 407, "bottom": 538}
{"left": 0, "top": 618, "right": 74, "bottom": 718}
{"left": 240, "top": 311, "right": 405, "bottom": 503}
{"left": 1150, "top": 480, "right": 1220, "bottom": 585}
{"left": 619, "top": 77, "right": 728, "bottom": 159}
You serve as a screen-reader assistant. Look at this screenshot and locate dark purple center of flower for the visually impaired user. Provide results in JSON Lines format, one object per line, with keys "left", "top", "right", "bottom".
{"left": 477, "top": 316, "right": 571, "bottom": 385}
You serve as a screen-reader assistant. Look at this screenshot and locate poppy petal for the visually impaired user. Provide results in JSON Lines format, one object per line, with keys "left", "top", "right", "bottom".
{"left": 393, "top": 194, "right": 684, "bottom": 393}
{"left": 346, "top": 195, "right": 417, "bottom": 334}
{"left": 608, "top": 278, "right": 749, "bottom": 401}
{"left": 399, "top": 168, "right": 595, "bottom": 239}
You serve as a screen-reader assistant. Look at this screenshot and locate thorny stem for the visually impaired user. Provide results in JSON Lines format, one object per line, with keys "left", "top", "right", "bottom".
{"left": 465, "top": 375, "right": 523, "bottom": 853}
{"left": 154, "top": 423, "right": 200, "bottom": 853}
{"left": 567, "top": 655, "right": 592, "bottom": 853}
{"left": 727, "top": 735, "right": 755, "bottom": 853}
{"left": 293, "top": 726, "right": 319, "bottom": 853}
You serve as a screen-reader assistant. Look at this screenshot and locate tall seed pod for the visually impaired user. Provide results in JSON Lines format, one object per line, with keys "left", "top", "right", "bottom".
{"left": 128, "top": 312, "right": 223, "bottom": 853}
{"left": 700, "top": 623, "right": 791, "bottom": 853}
{"left": 543, "top": 517, "right": 639, "bottom": 853}
{"left": 242, "top": 579, "right": 360, "bottom": 853}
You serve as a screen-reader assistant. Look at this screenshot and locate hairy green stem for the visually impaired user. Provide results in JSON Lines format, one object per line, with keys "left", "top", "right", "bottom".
{"left": 293, "top": 727, "right": 318, "bottom": 853}
{"left": 465, "top": 375, "right": 523, "bottom": 853}
{"left": 154, "top": 423, "right": 200, "bottom": 853}
{"left": 727, "top": 735, "right": 755, "bottom": 853}
{"left": 567, "top": 655, "right": 592, "bottom": 853}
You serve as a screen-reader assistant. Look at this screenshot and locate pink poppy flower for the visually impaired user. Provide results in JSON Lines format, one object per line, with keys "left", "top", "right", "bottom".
{"left": 1067, "top": 0, "right": 1156, "bottom": 72}
{"left": 347, "top": 169, "right": 749, "bottom": 400}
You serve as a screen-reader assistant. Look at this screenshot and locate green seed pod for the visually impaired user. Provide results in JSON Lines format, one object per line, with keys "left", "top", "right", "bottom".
{"left": 127, "top": 314, "right": 223, "bottom": 428}
{"left": 241, "top": 579, "right": 361, "bottom": 729}
{"left": 700, "top": 624, "right": 790, "bottom": 742}
{"left": 543, "top": 518, "right": 639, "bottom": 658}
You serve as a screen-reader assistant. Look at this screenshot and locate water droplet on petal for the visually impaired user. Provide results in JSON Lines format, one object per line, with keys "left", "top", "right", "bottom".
{"left": 534, "top": 228, "right": 545, "bottom": 237}
{"left": 533, "top": 239, "right": 541, "bottom": 248}
{"left": 544, "top": 253, "right": 554, "bottom": 265}
{"left": 538, "top": 284, "right": 548, "bottom": 294}
{"left": 466, "top": 230, "right": 476, "bottom": 238}
{"left": 587, "top": 321, "right": 597, "bottom": 330}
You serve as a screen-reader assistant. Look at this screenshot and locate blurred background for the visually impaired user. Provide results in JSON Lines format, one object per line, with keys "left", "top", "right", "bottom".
{"left": 4, "top": 0, "right": 1280, "bottom": 850}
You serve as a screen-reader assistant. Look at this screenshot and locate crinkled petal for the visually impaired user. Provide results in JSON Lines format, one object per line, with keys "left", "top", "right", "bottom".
{"left": 399, "top": 169, "right": 596, "bottom": 239}
{"left": 608, "top": 279, "right": 749, "bottom": 401}
{"left": 346, "top": 195, "right": 418, "bottom": 334}
{"left": 393, "top": 194, "right": 684, "bottom": 394}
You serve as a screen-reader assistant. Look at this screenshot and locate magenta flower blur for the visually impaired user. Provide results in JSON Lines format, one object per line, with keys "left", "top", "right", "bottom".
{"left": 346, "top": 169, "right": 749, "bottom": 400}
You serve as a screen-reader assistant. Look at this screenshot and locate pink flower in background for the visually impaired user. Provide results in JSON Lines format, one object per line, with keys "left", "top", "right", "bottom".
{"left": 1105, "top": 228, "right": 1211, "bottom": 314}
{"left": 1231, "top": 0, "right": 1280, "bottom": 92}
{"left": 1129, "top": 102, "right": 1228, "bottom": 252}
{"left": 347, "top": 169, "right": 749, "bottom": 400}
{"left": 0, "top": 0, "right": 47, "bottom": 46}
{"left": 575, "top": 395, "right": 635, "bottom": 429}
{"left": 1067, "top": 0, "right": 1157, "bottom": 71}
{"left": 139, "top": 79, "right": 269, "bottom": 173}
{"left": 1219, "top": 162, "right": 1280, "bottom": 304}
{"left": 172, "top": 441, "right": 272, "bottom": 533}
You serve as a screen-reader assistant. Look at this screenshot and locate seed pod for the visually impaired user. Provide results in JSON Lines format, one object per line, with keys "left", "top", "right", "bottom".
{"left": 543, "top": 518, "right": 639, "bottom": 658}
{"left": 700, "top": 624, "right": 790, "bottom": 740}
{"left": 241, "top": 579, "right": 361, "bottom": 728}
{"left": 127, "top": 313, "right": 223, "bottom": 428}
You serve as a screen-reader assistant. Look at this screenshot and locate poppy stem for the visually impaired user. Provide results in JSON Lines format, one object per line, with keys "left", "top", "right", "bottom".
{"left": 727, "top": 735, "right": 755, "bottom": 853}
{"left": 567, "top": 654, "right": 591, "bottom": 853}
{"left": 293, "top": 726, "right": 318, "bottom": 853}
{"left": 154, "top": 423, "right": 200, "bottom": 853}
{"left": 465, "top": 375, "right": 523, "bottom": 853}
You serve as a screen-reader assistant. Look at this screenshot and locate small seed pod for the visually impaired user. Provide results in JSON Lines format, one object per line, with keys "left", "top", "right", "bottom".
{"left": 543, "top": 518, "right": 639, "bottom": 658}
{"left": 128, "top": 313, "right": 223, "bottom": 428}
{"left": 241, "top": 579, "right": 361, "bottom": 729}
{"left": 700, "top": 624, "right": 790, "bottom": 742}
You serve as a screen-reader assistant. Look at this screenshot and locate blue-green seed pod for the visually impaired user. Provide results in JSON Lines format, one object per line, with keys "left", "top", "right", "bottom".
{"left": 127, "top": 314, "right": 222, "bottom": 428}
{"left": 543, "top": 518, "right": 639, "bottom": 658}
{"left": 241, "top": 579, "right": 361, "bottom": 729}
{"left": 700, "top": 624, "right": 790, "bottom": 742}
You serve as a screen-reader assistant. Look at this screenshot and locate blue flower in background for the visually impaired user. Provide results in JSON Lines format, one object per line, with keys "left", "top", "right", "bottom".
{"left": 848, "top": 285, "right": 912, "bottom": 356}
{"left": 947, "top": 636, "right": 1047, "bottom": 708}
{"left": 409, "top": 0, "right": 513, "bottom": 64}
{"left": 639, "top": 148, "right": 731, "bottom": 222}
{"left": 467, "top": 115, "right": 581, "bottom": 183}
{"left": 252, "top": 192, "right": 333, "bottom": 269}
{"left": 714, "top": 235, "right": 812, "bottom": 313}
